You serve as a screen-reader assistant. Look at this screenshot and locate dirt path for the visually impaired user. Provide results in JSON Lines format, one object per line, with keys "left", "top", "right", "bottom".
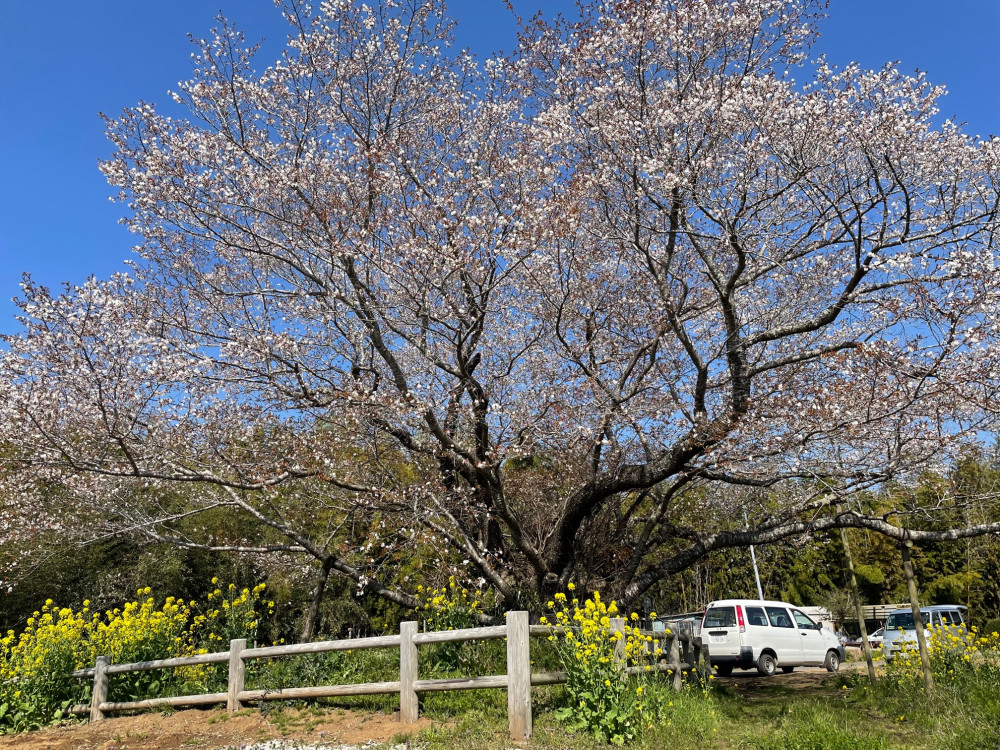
{"left": 713, "top": 662, "right": 866, "bottom": 700}
{"left": 0, "top": 707, "right": 433, "bottom": 750}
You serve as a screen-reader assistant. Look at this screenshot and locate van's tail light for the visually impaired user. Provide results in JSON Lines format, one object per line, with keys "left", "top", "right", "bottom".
{"left": 737, "top": 605, "right": 746, "bottom": 634}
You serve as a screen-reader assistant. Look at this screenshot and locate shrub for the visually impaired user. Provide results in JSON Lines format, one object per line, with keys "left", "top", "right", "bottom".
{"left": 886, "top": 623, "right": 1000, "bottom": 685}
{"left": 196, "top": 579, "right": 273, "bottom": 647}
{"left": 414, "top": 577, "right": 494, "bottom": 674}
{"left": 416, "top": 576, "right": 483, "bottom": 632}
{"left": 543, "top": 586, "right": 666, "bottom": 745}
{"left": 0, "top": 580, "right": 271, "bottom": 733}
{"left": 0, "top": 602, "right": 93, "bottom": 731}
{"left": 981, "top": 617, "right": 1000, "bottom": 640}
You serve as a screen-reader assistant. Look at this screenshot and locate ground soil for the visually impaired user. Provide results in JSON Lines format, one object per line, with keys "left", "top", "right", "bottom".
{"left": 714, "top": 663, "right": 861, "bottom": 700}
{"left": 0, "top": 706, "right": 434, "bottom": 750}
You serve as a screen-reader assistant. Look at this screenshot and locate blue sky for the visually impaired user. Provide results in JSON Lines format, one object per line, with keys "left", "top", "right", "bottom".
{"left": 1, "top": 1, "right": 998, "bottom": 336}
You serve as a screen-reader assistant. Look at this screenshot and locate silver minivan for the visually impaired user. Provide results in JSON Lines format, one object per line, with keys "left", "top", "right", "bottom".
{"left": 882, "top": 605, "right": 966, "bottom": 660}
{"left": 701, "top": 599, "right": 845, "bottom": 676}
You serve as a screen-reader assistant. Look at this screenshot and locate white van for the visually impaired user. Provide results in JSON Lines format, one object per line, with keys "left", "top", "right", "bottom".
{"left": 701, "top": 599, "right": 845, "bottom": 676}
{"left": 882, "top": 605, "right": 967, "bottom": 660}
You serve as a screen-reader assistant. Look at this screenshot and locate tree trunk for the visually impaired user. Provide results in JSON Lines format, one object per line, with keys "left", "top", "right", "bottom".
{"left": 840, "top": 527, "right": 877, "bottom": 683}
{"left": 900, "top": 541, "right": 933, "bottom": 691}
{"left": 300, "top": 557, "right": 335, "bottom": 643}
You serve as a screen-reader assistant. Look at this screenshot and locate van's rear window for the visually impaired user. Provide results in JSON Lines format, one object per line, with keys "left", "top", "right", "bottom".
{"left": 703, "top": 606, "right": 736, "bottom": 628}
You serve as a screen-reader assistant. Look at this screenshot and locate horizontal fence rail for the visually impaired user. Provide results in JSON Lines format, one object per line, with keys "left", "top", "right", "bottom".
{"left": 71, "top": 651, "right": 230, "bottom": 679}
{"left": 243, "top": 634, "right": 402, "bottom": 659}
{"left": 66, "top": 611, "right": 703, "bottom": 740}
{"left": 239, "top": 681, "right": 403, "bottom": 702}
{"left": 411, "top": 625, "right": 508, "bottom": 644}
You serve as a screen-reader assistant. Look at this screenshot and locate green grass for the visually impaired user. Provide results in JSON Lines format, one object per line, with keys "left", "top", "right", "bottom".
{"left": 843, "top": 668, "right": 1000, "bottom": 750}
{"left": 33, "top": 638, "right": 1000, "bottom": 749}
{"left": 212, "top": 647, "right": 975, "bottom": 750}
{"left": 226, "top": 642, "right": 999, "bottom": 750}
{"left": 398, "top": 666, "right": 1000, "bottom": 750}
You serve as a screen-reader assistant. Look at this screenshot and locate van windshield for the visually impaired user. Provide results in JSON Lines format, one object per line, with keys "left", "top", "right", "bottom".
{"left": 886, "top": 612, "right": 929, "bottom": 630}
{"left": 703, "top": 607, "right": 736, "bottom": 628}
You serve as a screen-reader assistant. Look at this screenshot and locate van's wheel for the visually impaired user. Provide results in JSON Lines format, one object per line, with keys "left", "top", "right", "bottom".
{"left": 824, "top": 650, "right": 841, "bottom": 672}
{"left": 781, "top": 666, "right": 794, "bottom": 674}
{"left": 757, "top": 652, "right": 777, "bottom": 677}
{"left": 715, "top": 664, "right": 733, "bottom": 677}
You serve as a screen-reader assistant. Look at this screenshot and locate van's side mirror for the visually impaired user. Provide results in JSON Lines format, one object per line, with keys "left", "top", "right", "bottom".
{"left": 815, "top": 623, "right": 823, "bottom": 631}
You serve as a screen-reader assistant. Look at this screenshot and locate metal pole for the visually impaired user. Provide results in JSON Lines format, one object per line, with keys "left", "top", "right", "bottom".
{"left": 745, "top": 509, "right": 764, "bottom": 600}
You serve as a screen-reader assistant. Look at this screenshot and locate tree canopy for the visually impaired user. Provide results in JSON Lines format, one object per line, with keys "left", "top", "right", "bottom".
{"left": 2, "top": 0, "right": 1000, "bottom": 610}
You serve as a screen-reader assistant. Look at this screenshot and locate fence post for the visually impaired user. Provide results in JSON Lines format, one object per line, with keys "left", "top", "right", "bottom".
{"left": 669, "top": 634, "right": 683, "bottom": 692}
{"left": 89, "top": 655, "right": 110, "bottom": 722}
{"left": 505, "top": 611, "right": 532, "bottom": 741}
{"left": 609, "top": 616, "right": 626, "bottom": 668}
{"left": 227, "top": 638, "right": 247, "bottom": 713}
{"left": 399, "top": 621, "right": 419, "bottom": 723}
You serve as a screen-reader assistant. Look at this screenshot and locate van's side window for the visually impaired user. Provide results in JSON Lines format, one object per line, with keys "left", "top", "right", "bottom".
{"left": 792, "top": 610, "right": 816, "bottom": 629}
{"left": 940, "top": 611, "right": 961, "bottom": 626}
{"left": 745, "top": 606, "right": 768, "bottom": 627}
{"left": 765, "top": 607, "right": 794, "bottom": 628}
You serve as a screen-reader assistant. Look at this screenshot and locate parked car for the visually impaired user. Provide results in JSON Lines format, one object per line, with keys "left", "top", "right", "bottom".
{"left": 701, "top": 599, "right": 845, "bottom": 677}
{"left": 882, "top": 605, "right": 967, "bottom": 661}
{"left": 867, "top": 627, "right": 885, "bottom": 649}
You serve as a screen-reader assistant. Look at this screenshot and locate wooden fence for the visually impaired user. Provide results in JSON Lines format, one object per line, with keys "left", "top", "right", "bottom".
{"left": 68, "top": 612, "right": 702, "bottom": 740}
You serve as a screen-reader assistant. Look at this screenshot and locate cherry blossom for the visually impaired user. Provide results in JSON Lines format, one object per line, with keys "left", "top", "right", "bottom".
{"left": 3, "top": 0, "right": 999, "bottom": 607}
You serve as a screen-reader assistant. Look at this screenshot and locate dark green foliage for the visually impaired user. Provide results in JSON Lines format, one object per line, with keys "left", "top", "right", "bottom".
{"left": 0, "top": 540, "right": 256, "bottom": 634}
{"left": 641, "top": 450, "right": 1000, "bottom": 627}
{"left": 853, "top": 564, "right": 886, "bottom": 602}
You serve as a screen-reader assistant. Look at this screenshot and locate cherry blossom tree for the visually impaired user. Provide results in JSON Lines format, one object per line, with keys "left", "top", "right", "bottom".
{"left": 3, "top": 0, "right": 1000, "bottom": 611}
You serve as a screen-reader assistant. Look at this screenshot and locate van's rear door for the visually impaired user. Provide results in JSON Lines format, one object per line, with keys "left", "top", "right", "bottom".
{"left": 703, "top": 604, "right": 741, "bottom": 658}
